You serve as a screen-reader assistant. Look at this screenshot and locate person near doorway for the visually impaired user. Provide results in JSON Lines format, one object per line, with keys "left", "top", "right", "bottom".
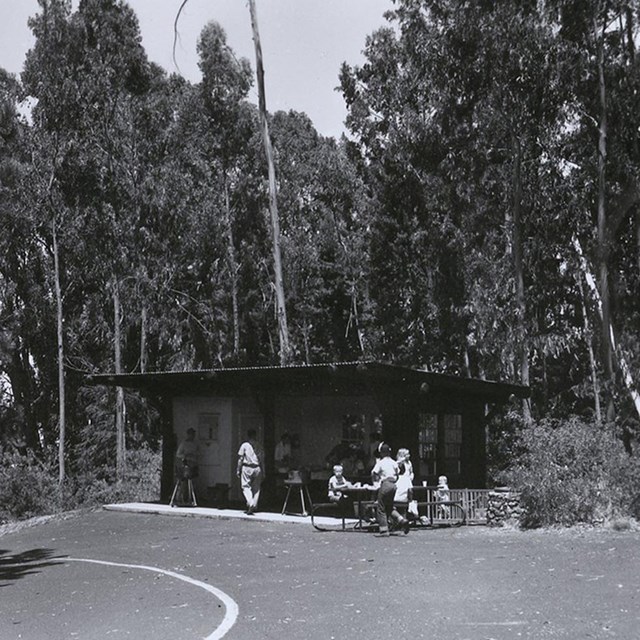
{"left": 237, "top": 428, "right": 264, "bottom": 514}
{"left": 175, "top": 427, "right": 199, "bottom": 505}
{"left": 274, "top": 432, "right": 292, "bottom": 473}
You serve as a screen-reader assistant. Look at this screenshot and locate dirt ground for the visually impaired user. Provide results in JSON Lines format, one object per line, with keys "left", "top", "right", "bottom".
{"left": 1, "top": 509, "right": 639, "bottom": 639}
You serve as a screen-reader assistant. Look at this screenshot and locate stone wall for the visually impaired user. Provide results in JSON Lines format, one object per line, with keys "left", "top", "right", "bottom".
{"left": 486, "top": 488, "right": 523, "bottom": 527}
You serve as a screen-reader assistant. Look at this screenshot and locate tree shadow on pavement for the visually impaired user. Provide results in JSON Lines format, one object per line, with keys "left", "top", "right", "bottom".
{"left": 0, "top": 548, "right": 67, "bottom": 586}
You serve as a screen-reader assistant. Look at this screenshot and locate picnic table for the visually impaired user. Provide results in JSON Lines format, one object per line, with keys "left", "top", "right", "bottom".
{"left": 311, "top": 484, "right": 466, "bottom": 532}
{"left": 311, "top": 485, "right": 378, "bottom": 532}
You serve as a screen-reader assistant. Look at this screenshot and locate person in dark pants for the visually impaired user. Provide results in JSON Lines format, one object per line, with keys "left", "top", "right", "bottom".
{"left": 371, "top": 443, "right": 410, "bottom": 536}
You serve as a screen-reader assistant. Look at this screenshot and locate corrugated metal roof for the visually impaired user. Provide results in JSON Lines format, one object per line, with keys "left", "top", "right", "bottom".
{"left": 86, "top": 360, "right": 529, "bottom": 401}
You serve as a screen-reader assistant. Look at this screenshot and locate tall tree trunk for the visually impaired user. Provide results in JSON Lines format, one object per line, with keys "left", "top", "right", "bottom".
{"left": 347, "top": 286, "right": 367, "bottom": 357}
{"left": 573, "top": 236, "right": 640, "bottom": 422}
{"left": 248, "top": 0, "right": 290, "bottom": 365}
{"left": 636, "top": 209, "right": 640, "bottom": 276}
{"left": 52, "top": 216, "right": 65, "bottom": 486}
{"left": 541, "top": 348, "right": 548, "bottom": 414}
{"left": 511, "top": 133, "right": 531, "bottom": 424}
{"left": 140, "top": 304, "right": 147, "bottom": 373}
{"left": 577, "top": 276, "right": 602, "bottom": 424}
{"left": 595, "top": 17, "right": 616, "bottom": 422}
{"left": 302, "top": 320, "right": 311, "bottom": 365}
{"left": 113, "top": 277, "right": 126, "bottom": 481}
{"left": 223, "top": 174, "right": 240, "bottom": 359}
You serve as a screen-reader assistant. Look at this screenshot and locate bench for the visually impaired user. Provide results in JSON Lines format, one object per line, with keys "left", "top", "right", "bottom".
{"left": 310, "top": 500, "right": 378, "bottom": 532}
{"left": 311, "top": 499, "right": 465, "bottom": 531}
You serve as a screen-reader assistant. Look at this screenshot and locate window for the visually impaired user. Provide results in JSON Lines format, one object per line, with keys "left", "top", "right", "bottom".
{"left": 443, "top": 414, "right": 462, "bottom": 476}
{"left": 418, "top": 413, "right": 438, "bottom": 476}
{"left": 418, "top": 412, "right": 462, "bottom": 478}
{"left": 341, "top": 413, "right": 366, "bottom": 447}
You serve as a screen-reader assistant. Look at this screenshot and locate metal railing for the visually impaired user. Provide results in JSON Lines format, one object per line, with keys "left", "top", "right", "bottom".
{"left": 416, "top": 487, "right": 491, "bottom": 525}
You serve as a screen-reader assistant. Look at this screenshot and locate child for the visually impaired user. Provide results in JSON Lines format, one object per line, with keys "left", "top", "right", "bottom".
{"left": 436, "top": 475, "right": 451, "bottom": 518}
{"left": 371, "top": 443, "right": 410, "bottom": 536}
{"left": 394, "top": 447, "right": 414, "bottom": 503}
{"left": 328, "top": 464, "right": 352, "bottom": 502}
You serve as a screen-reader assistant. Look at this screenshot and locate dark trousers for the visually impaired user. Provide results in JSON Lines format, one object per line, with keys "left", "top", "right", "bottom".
{"left": 376, "top": 479, "right": 404, "bottom": 532}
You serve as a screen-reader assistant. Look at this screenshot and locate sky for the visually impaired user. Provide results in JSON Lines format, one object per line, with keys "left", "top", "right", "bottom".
{"left": 0, "top": 0, "right": 395, "bottom": 139}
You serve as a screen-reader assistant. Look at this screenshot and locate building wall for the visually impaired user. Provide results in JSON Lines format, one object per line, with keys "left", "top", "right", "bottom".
{"left": 173, "top": 396, "right": 234, "bottom": 500}
{"left": 169, "top": 391, "right": 489, "bottom": 504}
{"left": 273, "top": 394, "right": 380, "bottom": 470}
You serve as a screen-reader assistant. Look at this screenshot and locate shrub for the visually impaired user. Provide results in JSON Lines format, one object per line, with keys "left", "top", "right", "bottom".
{"left": 64, "top": 442, "right": 161, "bottom": 509}
{"left": 0, "top": 447, "right": 60, "bottom": 522}
{"left": 501, "top": 416, "right": 640, "bottom": 528}
{"left": 487, "top": 409, "right": 526, "bottom": 483}
{"left": 0, "top": 441, "right": 162, "bottom": 523}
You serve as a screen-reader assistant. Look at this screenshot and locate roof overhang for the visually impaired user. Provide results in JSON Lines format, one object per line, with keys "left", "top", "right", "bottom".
{"left": 86, "top": 361, "right": 529, "bottom": 404}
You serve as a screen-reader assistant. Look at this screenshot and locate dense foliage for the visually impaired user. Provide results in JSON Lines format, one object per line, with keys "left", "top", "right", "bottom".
{"left": 1, "top": 0, "right": 639, "bottom": 522}
{"left": 500, "top": 417, "right": 640, "bottom": 527}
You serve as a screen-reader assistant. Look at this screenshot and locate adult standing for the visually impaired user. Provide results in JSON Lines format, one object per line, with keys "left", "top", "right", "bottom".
{"left": 175, "top": 428, "right": 199, "bottom": 505}
{"left": 371, "top": 443, "right": 410, "bottom": 536}
{"left": 237, "top": 428, "right": 264, "bottom": 514}
{"left": 274, "top": 432, "right": 292, "bottom": 473}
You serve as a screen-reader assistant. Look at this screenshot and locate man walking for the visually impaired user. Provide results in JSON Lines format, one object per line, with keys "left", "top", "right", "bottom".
{"left": 237, "top": 428, "right": 263, "bottom": 514}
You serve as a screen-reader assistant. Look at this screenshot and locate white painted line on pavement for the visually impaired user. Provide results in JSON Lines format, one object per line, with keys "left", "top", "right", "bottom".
{"left": 66, "top": 557, "right": 239, "bottom": 639}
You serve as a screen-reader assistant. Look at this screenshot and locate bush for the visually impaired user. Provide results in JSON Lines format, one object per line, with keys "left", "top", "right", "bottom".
{"left": 0, "top": 442, "right": 162, "bottom": 523}
{"left": 65, "top": 443, "right": 161, "bottom": 508}
{"left": 0, "top": 447, "right": 60, "bottom": 523}
{"left": 501, "top": 416, "right": 640, "bottom": 528}
{"left": 487, "top": 409, "right": 526, "bottom": 484}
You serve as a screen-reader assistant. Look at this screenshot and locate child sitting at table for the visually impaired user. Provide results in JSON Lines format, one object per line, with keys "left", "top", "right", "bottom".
{"left": 328, "top": 464, "right": 353, "bottom": 503}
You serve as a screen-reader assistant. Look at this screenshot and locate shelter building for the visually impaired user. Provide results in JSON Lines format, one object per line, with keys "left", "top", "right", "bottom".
{"left": 87, "top": 361, "right": 529, "bottom": 506}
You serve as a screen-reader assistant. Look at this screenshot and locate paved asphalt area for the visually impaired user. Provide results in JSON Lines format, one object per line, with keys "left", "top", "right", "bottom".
{"left": 1, "top": 506, "right": 639, "bottom": 640}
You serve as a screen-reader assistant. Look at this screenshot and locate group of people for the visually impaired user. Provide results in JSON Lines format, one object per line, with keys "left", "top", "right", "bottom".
{"left": 328, "top": 442, "right": 451, "bottom": 536}
{"left": 176, "top": 428, "right": 451, "bottom": 528}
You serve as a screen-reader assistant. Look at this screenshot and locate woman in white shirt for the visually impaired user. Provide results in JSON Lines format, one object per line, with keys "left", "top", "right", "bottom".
{"left": 394, "top": 447, "right": 414, "bottom": 504}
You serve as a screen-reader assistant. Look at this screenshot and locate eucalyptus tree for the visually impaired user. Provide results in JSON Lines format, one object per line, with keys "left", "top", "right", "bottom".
{"left": 340, "top": 20, "right": 467, "bottom": 367}
{"left": 340, "top": 0, "right": 584, "bottom": 423}
{"left": 269, "top": 110, "right": 374, "bottom": 362}
{"left": 432, "top": 1, "right": 572, "bottom": 422}
{"left": 19, "top": 0, "right": 80, "bottom": 483}
{"left": 0, "top": 68, "right": 47, "bottom": 452}
{"left": 22, "top": 0, "right": 165, "bottom": 480}
{"left": 195, "top": 21, "right": 255, "bottom": 363}
{"left": 248, "top": 0, "right": 291, "bottom": 364}
{"left": 545, "top": 0, "right": 640, "bottom": 430}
